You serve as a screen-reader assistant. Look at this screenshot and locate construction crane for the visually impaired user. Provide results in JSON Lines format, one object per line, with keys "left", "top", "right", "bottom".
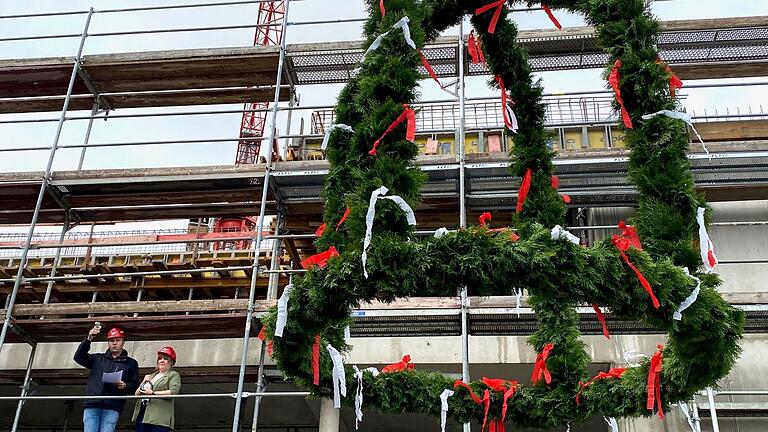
{"left": 212, "top": 1, "right": 287, "bottom": 248}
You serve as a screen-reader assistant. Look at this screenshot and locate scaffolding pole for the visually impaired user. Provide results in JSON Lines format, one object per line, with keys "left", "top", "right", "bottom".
{"left": 41, "top": 211, "right": 72, "bottom": 307}
{"left": 706, "top": 387, "right": 721, "bottom": 432}
{"left": 76, "top": 102, "right": 103, "bottom": 171}
{"left": 251, "top": 214, "right": 282, "bottom": 432}
{"left": 231, "top": 1, "right": 291, "bottom": 430}
{"left": 0, "top": 8, "right": 94, "bottom": 355}
{"left": 10, "top": 343, "right": 37, "bottom": 432}
{"left": 457, "top": 19, "right": 472, "bottom": 432}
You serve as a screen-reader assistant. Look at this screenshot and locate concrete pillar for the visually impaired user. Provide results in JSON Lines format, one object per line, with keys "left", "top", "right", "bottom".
{"left": 319, "top": 397, "right": 340, "bottom": 432}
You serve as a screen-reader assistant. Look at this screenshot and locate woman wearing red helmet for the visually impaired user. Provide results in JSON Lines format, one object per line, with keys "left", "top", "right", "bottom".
{"left": 131, "top": 346, "right": 182, "bottom": 431}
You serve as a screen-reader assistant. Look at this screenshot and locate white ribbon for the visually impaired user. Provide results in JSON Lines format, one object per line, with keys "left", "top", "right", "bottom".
{"left": 514, "top": 288, "right": 523, "bottom": 318}
{"left": 363, "top": 186, "right": 417, "bottom": 278}
{"left": 344, "top": 326, "right": 351, "bottom": 340}
{"left": 678, "top": 402, "right": 697, "bottom": 432}
{"left": 440, "top": 389, "right": 455, "bottom": 432}
{"left": 642, "top": 110, "right": 709, "bottom": 160}
{"left": 551, "top": 225, "right": 580, "bottom": 245}
{"left": 674, "top": 267, "right": 701, "bottom": 321}
{"left": 326, "top": 344, "right": 347, "bottom": 408}
{"left": 274, "top": 284, "right": 294, "bottom": 337}
{"left": 321, "top": 124, "right": 354, "bottom": 151}
{"left": 623, "top": 349, "right": 650, "bottom": 368}
{"left": 353, "top": 366, "right": 379, "bottom": 429}
{"left": 363, "top": 17, "right": 415, "bottom": 59}
{"left": 434, "top": 227, "right": 449, "bottom": 238}
{"left": 506, "top": 104, "right": 519, "bottom": 133}
{"left": 696, "top": 207, "right": 718, "bottom": 273}
{"left": 604, "top": 416, "right": 619, "bottom": 432}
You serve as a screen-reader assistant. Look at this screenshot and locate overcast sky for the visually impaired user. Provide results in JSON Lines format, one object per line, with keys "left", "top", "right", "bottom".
{"left": 0, "top": 0, "right": 766, "bottom": 233}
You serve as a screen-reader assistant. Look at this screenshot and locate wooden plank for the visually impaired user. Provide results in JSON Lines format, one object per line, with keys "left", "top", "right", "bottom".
{"left": 10, "top": 298, "right": 249, "bottom": 316}
{"left": 0, "top": 87, "right": 290, "bottom": 114}
{"left": 6, "top": 313, "right": 248, "bottom": 343}
{"left": 673, "top": 61, "right": 768, "bottom": 80}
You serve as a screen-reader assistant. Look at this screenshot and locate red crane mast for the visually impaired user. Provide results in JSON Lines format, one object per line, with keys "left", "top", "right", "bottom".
{"left": 213, "top": 1, "right": 286, "bottom": 248}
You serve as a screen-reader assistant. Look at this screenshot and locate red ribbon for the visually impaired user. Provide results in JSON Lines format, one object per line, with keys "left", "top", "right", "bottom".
{"left": 592, "top": 303, "right": 610, "bottom": 339}
{"left": 267, "top": 340, "right": 273, "bottom": 356}
{"left": 468, "top": 31, "right": 486, "bottom": 65}
{"left": 531, "top": 343, "right": 554, "bottom": 384}
{"left": 312, "top": 334, "right": 321, "bottom": 385}
{"left": 379, "top": 0, "right": 386, "bottom": 18}
{"left": 369, "top": 104, "right": 416, "bottom": 156}
{"left": 419, "top": 49, "right": 444, "bottom": 89}
{"left": 257, "top": 325, "right": 267, "bottom": 341}
{"left": 609, "top": 59, "right": 634, "bottom": 129}
{"left": 336, "top": 207, "right": 350, "bottom": 231}
{"left": 483, "top": 377, "right": 518, "bottom": 432}
{"left": 647, "top": 344, "right": 665, "bottom": 419}
{"left": 301, "top": 246, "right": 340, "bottom": 269}
{"left": 516, "top": 168, "right": 532, "bottom": 213}
{"left": 618, "top": 220, "right": 643, "bottom": 249}
{"left": 708, "top": 249, "right": 717, "bottom": 268}
{"left": 453, "top": 380, "right": 483, "bottom": 404}
{"left": 552, "top": 175, "right": 571, "bottom": 203}
{"left": 541, "top": 4, "right": 562, "bottom": 30}
{"left": 475, "top": 0, "right": 506, "bottom": 34}
{"left": 509, "top": 232, "right": 520, "bottom": 242}
{"left": 657, "top": 60, "right": 684, "bottom": 97}
{"left": 612, "top": 235, "right": 660, "bottom": 309}
{"left": 382, "top": 355, "right": 414, "bottom": 373}
{"left": 314, "top": 223, "right": 327, "bottom": 237}
{"left": 495, "top": 76, "right": 517, "bottom": 131}
{"left": 576, "top": 367, "right": 625, "bottom": 405}
{"left": 479, "top": 212, "right": 492, "bottom": 226}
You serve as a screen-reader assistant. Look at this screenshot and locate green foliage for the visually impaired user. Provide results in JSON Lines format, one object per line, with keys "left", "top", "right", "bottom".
{"left": 265, "top": 0, "right": 744, "bottom": 429}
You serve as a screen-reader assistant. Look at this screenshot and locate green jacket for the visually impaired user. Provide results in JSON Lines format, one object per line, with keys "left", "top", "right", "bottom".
{"left": 131, "top": 370, "right": 181, "bottom": 429}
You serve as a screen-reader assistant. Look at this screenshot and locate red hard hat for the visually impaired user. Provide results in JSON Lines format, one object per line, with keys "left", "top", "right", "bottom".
{"left": 106, "top": 327, "right": 125, "bottom": 340}
{"left": 157, "top": 346, "right": 177, "bottom": 363}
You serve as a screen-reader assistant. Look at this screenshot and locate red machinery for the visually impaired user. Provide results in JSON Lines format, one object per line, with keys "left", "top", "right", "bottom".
{"left": 213, "top": 1, "right": 286, "bottom": 246}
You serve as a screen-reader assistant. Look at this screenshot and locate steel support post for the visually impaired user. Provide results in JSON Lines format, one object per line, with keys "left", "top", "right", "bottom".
{"left": 41, "top": 211, "right": 72, "bottom": 307}
{"left": 458, "top": 20, "right": 471, "bottom": 432}
{"left": 266, "top": 213, "right": 283, "bottom": 300}
{"left": 0, "top": 8, "right": 94, "bottom": 355}
{"left": 692, "top": 399, "right": 702, "bottom": 432}
{"left": 458, "top": 21, "right": 467, "bottom": 230}
{"left": 76, "top": 101, "right": 101, "bottom": 170}
{"left": 706, "top": 388, "right": 720, "bottom": 432}
{"left": 231, "top": 1, "right": 291, "bottom": 430}
{"left": 251, "top": 213, "right": 283, "bottom": 431}
{"left": 10, "top": 343, "right": 37, "bottom": 432}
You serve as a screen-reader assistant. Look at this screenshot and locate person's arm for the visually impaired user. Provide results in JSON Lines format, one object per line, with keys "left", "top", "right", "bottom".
{"left": 74, "top": 326, "right": 101, "bottom": 369}
{"left": 124, "top": 360, "right": 140, "bottom": 394}
{"left": 73, "top": 339, "right": 94, "bottom": 369}
{"left": 152, "top": 371, "right": 181, "bottom": 397}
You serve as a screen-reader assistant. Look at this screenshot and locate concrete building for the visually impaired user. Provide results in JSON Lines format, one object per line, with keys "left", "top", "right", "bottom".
{"left": 0, "top": 2, "right": 767, "bottom": 431}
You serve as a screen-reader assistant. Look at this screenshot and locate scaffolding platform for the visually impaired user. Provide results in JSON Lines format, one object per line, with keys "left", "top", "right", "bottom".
{"left": 1, "top": 16, "right": 766, "bottom": 113}
{"left": 2, "top": 139, "right": 768, "bottom": 229}
{"left": 0, "top": 46, "right": 290, "bottom": 113}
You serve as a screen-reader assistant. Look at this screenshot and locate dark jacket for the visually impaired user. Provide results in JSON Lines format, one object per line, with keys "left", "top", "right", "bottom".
{"left": 74, "top": 338, "right": 140, "bottom": 413}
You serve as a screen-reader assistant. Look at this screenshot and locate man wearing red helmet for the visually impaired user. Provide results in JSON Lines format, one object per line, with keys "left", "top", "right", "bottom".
{"left": 74, "top": 325, "right": 139, "bottom": 432}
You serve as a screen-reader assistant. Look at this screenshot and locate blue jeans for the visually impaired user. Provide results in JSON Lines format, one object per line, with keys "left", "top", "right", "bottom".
{"left": 83, "top": 407, "right": 120, "bottom": 432}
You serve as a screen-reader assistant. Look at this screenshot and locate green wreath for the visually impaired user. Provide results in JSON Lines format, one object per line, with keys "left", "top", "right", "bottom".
{"left": 262, "top": 0, "right": 745, "bottom": 429}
